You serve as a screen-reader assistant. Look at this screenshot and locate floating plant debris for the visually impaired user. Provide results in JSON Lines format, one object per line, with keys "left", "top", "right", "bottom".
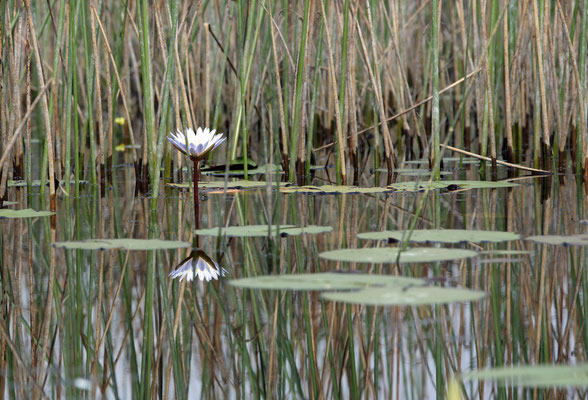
{"left": 319, "top": 247, "right": 477, "bottom": 263}
{"left": 195, "top": 224, "right": 333, "bottom": 237}
{"left": 526, "top": 234, "right": 588, "bottom": 246}
{"left": 0, "top": 208, "right": 55, "bottom": 219}
{"left": 357, "top": 229, "right": 521, "bottom": 244}
{"left": 462, "top": 364, "right": 588, "bottom": 388}
{"left": 230, "top": 272, "right": 421, "bottom": 291}
{"left": 322, "top": 285, "right": 486, "bottom": 306}
{"left": 53, "top": 239, "right": 191, "bottom": 250}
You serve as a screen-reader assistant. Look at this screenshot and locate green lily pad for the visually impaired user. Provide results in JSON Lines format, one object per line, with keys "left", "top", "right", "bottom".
{"left": 462, "top": 364, "right": 588, "bottom": 388}
{"left": 526, "top": 234, "right": 588, "bottom": 246}
{"left": 375, "top": 168, "right": 452, "bottom": 176}
{"left": 319, "top": 247, "right": 477, "bottom": 264}
{"left": 230, "top": 272, "right": 422, "bottom": 291}
{"left": 53, "top": 239, "right": 191, "bottom": 250}
{"left": 388, "top": 180, "right": 519, "bottom": 192}
{"left": 195, "top": 225, "right": 333, "bottom": 237}
{"left": 480, "top": 250, "right": 532, "bottom": 256}
{"left": 202, "top": 163, "right": 282, "bottom": 176}
{"left": 0, "top": 201, "right": 19, "bottom": 206}
{"left": 357, "top": 229, "right": 520, "bottom": 244}
{"left": 8, "top": 179, "right": 87, "bottom": 187}
{"left": 167, "top": 180, "right": 282, "bottom": 190}
{"left": 280, "top": 185, "right": 394, "bottom": 194}
{"left": 322, "top": 285, "right": 486, "bottom": 306}
{"left": 0, "top": 208, "right": 55, "bottom": 219}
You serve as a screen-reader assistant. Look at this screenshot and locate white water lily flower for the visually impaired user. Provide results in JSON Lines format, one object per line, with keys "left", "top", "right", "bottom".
{"left": 167, "top": 127, "right": 226, "bottom": 160}
{"left": 169, "top": 250, "right": 227, "bottom": 282}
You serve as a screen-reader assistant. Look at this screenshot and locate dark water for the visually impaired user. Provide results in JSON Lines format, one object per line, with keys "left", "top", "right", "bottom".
{"left": 2, "top": 159, "right": 587, "bottom": 398}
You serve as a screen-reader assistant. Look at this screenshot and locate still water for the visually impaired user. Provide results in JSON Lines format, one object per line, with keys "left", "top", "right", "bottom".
{"left": 1, "top": 158, "right": 587, "bottom": 399}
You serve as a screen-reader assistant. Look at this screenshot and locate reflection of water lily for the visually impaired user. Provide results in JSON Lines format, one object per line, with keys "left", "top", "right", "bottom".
{"left": 169, "top": 250, "right": 227, "bottom": 282}
{"left": 167, "top": 127, "right": 226, "bottom": 161}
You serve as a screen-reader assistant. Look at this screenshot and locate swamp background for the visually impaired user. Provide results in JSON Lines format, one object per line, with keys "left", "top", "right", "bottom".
{"left": 1, "top": 0, "right": 588, "bottom": 398}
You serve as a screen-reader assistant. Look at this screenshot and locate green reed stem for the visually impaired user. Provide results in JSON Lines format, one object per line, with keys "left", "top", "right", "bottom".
{"left": 337, "top": 0, "right": 350, "bottom": 184}
{"left": 137, "top": 0, "right": 155, "bottom": 180}
{"left": 431, "top": 0, "right": 440, "bottom": 176}
{"left": 578, "top": 0, "right": 588, "bottom": 172}
{"left": 289, "top": 0, "right": 311, "bottom": 180}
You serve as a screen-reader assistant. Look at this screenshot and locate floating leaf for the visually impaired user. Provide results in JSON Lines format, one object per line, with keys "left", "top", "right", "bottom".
{"left": 319, "top": 247, "right": 477, "bottom": 263}
{"left": 322, "top": 285, "right": 486, "bottom": 306}
{"left": 526, "top": 234, "right": 588, "bottom": 246}
{"left": 462, "top": 364, "right": 588, "bottom": 388}
{"left": 357, "top": 229, "right": 520, "bottom": 244}
{"left": 167, "top": 180, "right": 282, "bottom": 190}
{"left": 53, "top": 239, "right": 190, "bottom": 250}
{"left": 480, "top": 250, "right": 532, "bottom": 256}
{"left": 230, "top": 272, "right": 422, "bottom": 291}
{"left": 8, "top": 179, "right": 87, "bottom": 187}
{"left": 195, "top": 225, "right": 333, "bottom": 237}
{"left": 388, "top": 180, "right": 519, "bottom": 192}
{"left": 281, "top": 185, "right": 394, "bottom": 194}
{"left": 0, "top": 201, "right": 18, "bottom": 206}
{"left": 375, "top": 168, "right": 452, "bottom": 176}
{"left": 202, "top": 163, "right": 281, "bottom": 176}
{"left": 0, "top": 208, "right": 55, "bottom": 219}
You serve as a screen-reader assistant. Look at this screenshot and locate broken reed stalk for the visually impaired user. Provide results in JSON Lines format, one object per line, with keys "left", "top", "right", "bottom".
{"left": 440, "top": 144, "right": 551, "bottom": 174}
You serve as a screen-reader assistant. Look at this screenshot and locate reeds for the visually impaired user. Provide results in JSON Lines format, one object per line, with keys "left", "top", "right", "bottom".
{"left": 1, "top": 1, "right": 588, "bottom": 398}
{"left": 2, "top": 1, "right": 587, "bottom": 193}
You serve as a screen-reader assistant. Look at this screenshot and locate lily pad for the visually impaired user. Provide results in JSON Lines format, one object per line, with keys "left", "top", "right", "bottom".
{"left": 53, "top": 239, "right": 191, "bottom": 250}
{"left": 480, "top": 250, "right": 532, "bottom": 256}
{"left": 322, "top": 285, "right": 486, "bottom": 306}
{"left": 388, "top": 180, "right": 519, "bottom": 192}
{"left": 526, "top": 234, "right": 588, "bottom": 246}
{"left": 0, "top": 208, "right": 55, "bottom": 219}
{"left": 375, "top": 168, "right": 452, "bottom": 176}
{"left": 167, "top": 180, "right": 281, "bottom": 190}
{"left": 195, "top": 225, "right": 333, "bottom": 237}
{"left": 319, "top": 247, "right": 477, "bottom": 264}
{"left": 202, "top": 163, "right": 282, "bottom": 176}
{"left": 0, "top": 201, "right": 18, "bottom": 206}
{"left": 8, "top": 179, "right": 87, "bottom": 187}
{"left": 281, "top": 185, "right": 394, "bottom": 194}
{"left": 462, "top": 364, "right": 588, "bottom": 388}
{"left": 230, "top": 272, "right": 422, "bottom": 291}
{"left": 357, "top": 229, "right": 521, "bottom": 244}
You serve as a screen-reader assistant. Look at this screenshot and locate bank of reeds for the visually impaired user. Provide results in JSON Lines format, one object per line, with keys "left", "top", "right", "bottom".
{"left": 1, "top": 0, "right": 588, "bottom": 202}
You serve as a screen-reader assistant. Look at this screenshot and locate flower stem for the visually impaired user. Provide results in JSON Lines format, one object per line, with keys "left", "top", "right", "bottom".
{"left": 192, "top": 158, "right": 199, "bottom": 230}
